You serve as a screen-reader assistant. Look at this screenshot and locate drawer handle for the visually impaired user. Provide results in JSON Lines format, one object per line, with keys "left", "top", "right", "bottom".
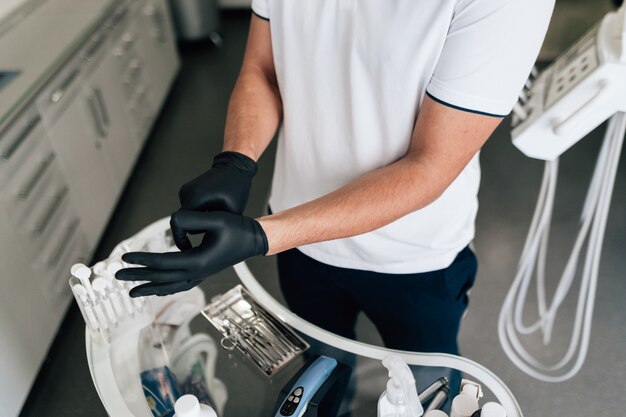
{"left": 18, "top": 153, "right": 55, "bottom": 200}
{"left": 86, "top": 93, "right": 107, "bottom": 138}
{"left": 93, "top": 88, "right": 110, "bottom": 127}
{"left": 1, "top": 116, "right": 41, "bottom": 160}
{"left": 33, "top": 186, "right": 68, "bottom": 236}
{"left": 122, "top": 32, "right": 136, "bottom": 45}
{"left": 124, "top": 62, "right": 142, "bottom": 85}
{"left": 48, "top": 219, "right": 80, "bottom": 267}
{"left": 110, "top": 6, "right": 129, "bottom": 28}
{"left": 154, "top": 11, "right": 168, "bottom": 44}
{"left": 50, "top": 69, "right": 80, "bottom": 104}
{"left": 84, "top": 33, "right": 107, "bottom": 61}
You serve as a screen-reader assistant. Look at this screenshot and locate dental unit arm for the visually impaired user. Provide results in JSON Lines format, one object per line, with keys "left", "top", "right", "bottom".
{"left": 502, "top": 4, "right": 626, "bottom": 382}
{"left": 512, "top": 4, "right": 626, "bottom": 160}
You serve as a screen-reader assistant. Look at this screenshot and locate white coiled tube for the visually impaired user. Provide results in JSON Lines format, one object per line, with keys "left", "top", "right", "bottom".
{"left": 499, "top": 113, "right": 626, "bottom": 382}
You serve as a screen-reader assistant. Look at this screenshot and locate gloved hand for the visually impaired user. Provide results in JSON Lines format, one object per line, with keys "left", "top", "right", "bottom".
{"left": 178, "top": 151, "right": 258, "bottom": 213}
{"left": 115, "top": 210, "right": 268, "bottom": 297}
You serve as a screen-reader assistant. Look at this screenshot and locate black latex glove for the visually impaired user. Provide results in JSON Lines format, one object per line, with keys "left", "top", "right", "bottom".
{"left": 115, "top": 211, "right": 268, "bottom": 297}
{"left": 178, "top": 151, "right": 258, "bottom": 213}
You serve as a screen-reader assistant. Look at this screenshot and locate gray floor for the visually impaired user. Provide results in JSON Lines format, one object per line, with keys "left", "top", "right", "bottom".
{"left": 20, "top": 5, "right": 626, "bottom": 417}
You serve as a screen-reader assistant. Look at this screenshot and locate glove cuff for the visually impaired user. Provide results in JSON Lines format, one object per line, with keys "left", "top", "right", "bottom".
{"left": 252, "top": 219, "right": 270, "bottom": 256}
{"left": 213, "top": 151, "right": 258, "bottom": 177}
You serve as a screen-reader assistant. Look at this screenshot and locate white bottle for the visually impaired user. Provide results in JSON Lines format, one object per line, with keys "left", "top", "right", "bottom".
{"left": 174, "top": 395, "right": 218, "bottom": 417}
{"left": 481, "top": 402, "right": 506, "bottom": 417}
{"left": 377, "top": 355, "right": 424, "bottom": 417}
{"left": 450, "top": 381, "right": 482, "bottom": 417}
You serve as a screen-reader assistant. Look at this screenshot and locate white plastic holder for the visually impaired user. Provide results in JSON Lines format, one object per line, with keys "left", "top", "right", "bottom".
{"left": 86, "top": 217, "right": 524, "bottom": 417}
{"left": 87, "top": 311, "right": 154, "bottom": 417}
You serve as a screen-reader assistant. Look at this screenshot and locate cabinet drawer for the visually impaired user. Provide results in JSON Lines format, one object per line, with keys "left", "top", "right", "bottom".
{"left": 22, "top": 179, "right": 75, "bottom": 254}
{"left": 37, "top": 216, "right": 88, "bottom": 300}
{"left": 51, "top": 230, "right": 89, "bottom": 301}
{"left": 35, "top": 54, "right": 87, "bottom": 126}
{"left": 113, "top": 30, "right": 139, "bottom": 67}
{"left": 122, "top": 57, "right": 144, "bottom": 98}
{"left": 2, "top": 140, "right": 58, "bottom": 226}
{"left": 127, "top": 83, "right": 154, "bottom": 140}
{"left": 0, "top": 108, "right": 45, "bottom": 190}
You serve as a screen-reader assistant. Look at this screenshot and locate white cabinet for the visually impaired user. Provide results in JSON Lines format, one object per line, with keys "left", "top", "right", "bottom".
{"left": 136, "top": 0, "right": 179, "bottom": 111}
{"left": 39, "top": 61, "right": 118, "bottom": 248}
{"left": 0, "top": 105, "right": 89, "bottom": 417}
{"left": 46, "top": 94, "right": 118, "bottom": 246}
{"left": 36, "top": 0, "right": 179, "bottom": 248}
{"left": 85, "top": 38, "right": 141, "bottom": 192}
{"left": 0, "top": 0, "right": 179, "bottom": 414}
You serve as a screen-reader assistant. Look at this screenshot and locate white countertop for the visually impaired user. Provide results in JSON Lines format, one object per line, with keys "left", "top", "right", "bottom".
{"left": 0, "top": 0, "right": 118, "bottom": 132}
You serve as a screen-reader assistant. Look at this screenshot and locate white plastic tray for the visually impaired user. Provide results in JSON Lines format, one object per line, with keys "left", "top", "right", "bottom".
{"left": 86, "top": 217, "right": 524, "bottom": 417}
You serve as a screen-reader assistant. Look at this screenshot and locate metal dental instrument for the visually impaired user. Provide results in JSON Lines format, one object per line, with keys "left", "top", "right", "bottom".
{"left": 424, "top": 387, "right": 450, "bottom": 414}
{"left": 419, "top": 377, "right": 448, "bottom": 403}
{"left": 222, "top": 317, "right": 281, "bottom": 366}
{"left": 227, "top": 305, "right": 293, "bottom": 359}
{"left": 222, "top": 322, "right": 271, "bottom": 371}
{"left": 219, "top": 297, "right": 294, "bottom": 363}
{"left": 202, "top": 285, "right": 309, "bottom": 376}
{"left": 256, "top": 308, "right": 304, "bottom": 351}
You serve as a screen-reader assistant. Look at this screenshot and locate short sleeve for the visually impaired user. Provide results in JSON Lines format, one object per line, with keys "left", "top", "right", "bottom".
{"left": 426, "top": 0, "right": 555, "bottom": 117}
{"left": 251, "top": 0, "right": 269, "bottom": 21}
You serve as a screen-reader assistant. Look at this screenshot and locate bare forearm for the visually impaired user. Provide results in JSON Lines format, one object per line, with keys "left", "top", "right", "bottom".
{"left": 258, "top": 154, "right": 451, "bottom": 255}
{"left": 223, "top": 68, "right": 282, "bottom": 161}
{"left": 256, "top": 96, "right": 501, "bottom": 256}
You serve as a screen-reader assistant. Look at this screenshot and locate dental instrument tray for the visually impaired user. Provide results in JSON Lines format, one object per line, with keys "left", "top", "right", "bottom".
{"left": 202, "top": 285, "right": 309, "bottom": 376}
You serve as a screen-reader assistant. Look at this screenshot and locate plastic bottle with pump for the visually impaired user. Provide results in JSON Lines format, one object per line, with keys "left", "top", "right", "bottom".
{"left": 378, "top": 355, "right": 424, "bottom": 417}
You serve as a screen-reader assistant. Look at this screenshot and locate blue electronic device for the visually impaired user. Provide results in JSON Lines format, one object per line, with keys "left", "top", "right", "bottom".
{"left": 275, "top": 356, "right": 338, "bottom": 417}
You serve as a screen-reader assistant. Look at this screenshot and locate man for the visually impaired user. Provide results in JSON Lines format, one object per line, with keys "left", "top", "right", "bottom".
{"left": 117, "top": 0, "right": 554, "bottom": 356}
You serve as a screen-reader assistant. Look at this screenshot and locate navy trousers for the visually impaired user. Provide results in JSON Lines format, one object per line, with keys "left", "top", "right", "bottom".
{"left": 277, "top": 246, "right": 478, "bottom": 355}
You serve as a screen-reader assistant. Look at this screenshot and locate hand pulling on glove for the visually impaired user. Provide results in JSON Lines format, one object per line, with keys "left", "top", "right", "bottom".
{"left": 179, "top": 151, "right": 257, "bottom": 214}
{"left": 116, "top": 211, "right": 268, "bottom": 297}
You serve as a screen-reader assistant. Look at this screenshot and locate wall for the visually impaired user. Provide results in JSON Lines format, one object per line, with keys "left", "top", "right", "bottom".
{"left": 0, "top": 0, "right": 29, "bottom": 21}
{"left": 540, "top": 0, "right": 615, "bottom": 60}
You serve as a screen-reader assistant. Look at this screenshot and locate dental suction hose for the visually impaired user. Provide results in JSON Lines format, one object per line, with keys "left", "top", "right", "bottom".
{"left": 498, "top": 112, "right": 626, "bottom": 382}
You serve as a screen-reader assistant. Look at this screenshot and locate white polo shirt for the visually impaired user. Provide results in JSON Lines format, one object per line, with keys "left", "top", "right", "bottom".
{"left": 253, "top": 0, "right": 554, "bottom": 273}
